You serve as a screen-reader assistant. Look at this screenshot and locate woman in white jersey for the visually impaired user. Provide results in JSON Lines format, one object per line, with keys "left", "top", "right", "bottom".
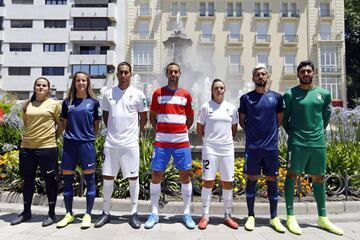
{"left": 197, "top": 79, "right": 239, "bottom": 230}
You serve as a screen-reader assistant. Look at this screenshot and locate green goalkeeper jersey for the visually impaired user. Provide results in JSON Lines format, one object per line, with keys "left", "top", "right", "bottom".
{"left": 283, "top": 86, "right": 331, "bottom": 147}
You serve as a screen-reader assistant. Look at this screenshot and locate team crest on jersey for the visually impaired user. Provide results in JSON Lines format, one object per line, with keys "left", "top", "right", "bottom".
{"left": 268, "top": 96, "right": 274, "bottom": 103}
{"left": 86, "top": 103, "right": 91, "bottom": 109}
{"left": 316, "top": 93, "right": 322, "bottom": 101}
{"left": 143, "top": 98, "right": 149, "bottom": 107}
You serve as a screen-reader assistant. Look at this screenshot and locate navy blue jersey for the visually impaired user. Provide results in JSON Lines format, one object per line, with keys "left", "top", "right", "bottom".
{"left": 61, "top": 97, "right": 101, "bottom": 141}
{"left": 239, "top": 90, "right": 283, "bottom": 150}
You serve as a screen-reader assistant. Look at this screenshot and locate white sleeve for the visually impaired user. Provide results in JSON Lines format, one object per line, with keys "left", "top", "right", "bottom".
{"left": 137, "top": 90, "right": 149, "bottom": 113}
{"left": 101, "top": 92, "right": 110, "bottom": 112}
{"left": 197, "top": 103, "right": 207, "bottom": 125}
{"left": 231, "top": 106, "right": 239, "bottom": 124}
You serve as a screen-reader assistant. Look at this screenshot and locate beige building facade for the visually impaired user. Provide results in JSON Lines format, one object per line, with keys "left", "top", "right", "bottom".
{"left": 126, "top": 0, "right": 346, "bottom": 107}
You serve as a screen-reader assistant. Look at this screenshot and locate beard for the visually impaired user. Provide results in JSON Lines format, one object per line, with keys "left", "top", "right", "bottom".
{"left": 299, "top": 76, "right": 313, "bottom": 85}
{"left": 255, "top": 80, "right": 267, "bottom": 87}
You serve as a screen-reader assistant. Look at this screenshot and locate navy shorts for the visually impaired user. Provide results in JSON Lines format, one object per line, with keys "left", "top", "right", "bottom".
{"left": 151, "top": 147, "right": 192, "bottom": 172}
{"left": 19, "top": 147, "right": 58, "bottom": 177}
{"left": 244, "top": 149, "right": 279, "bottom": 176}
{"left": 61, "top": 139, "right": 96, "bottom": 171}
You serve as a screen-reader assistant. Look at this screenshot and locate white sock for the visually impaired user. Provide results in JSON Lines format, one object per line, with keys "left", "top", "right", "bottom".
{"left": 182, "top": 182, "right": 192, "bottom": 215}
{"left": 150, "top": 182, "right": 161, "bottom": 215}
{"left": 223, "top": 189, "right": 233, "bottom": 217}
{"left": 201, "top": 187, "right": 212, "bottom": 217}
{"left": 129, "top": 178, "right": 139, "bottom": 215}
{"left": 103, "top": 179, "right": 114, "bottom": 214}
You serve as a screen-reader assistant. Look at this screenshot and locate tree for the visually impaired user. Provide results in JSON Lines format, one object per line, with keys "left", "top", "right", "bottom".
{"left": 345, "top": 0, "right": 360, "bottom": 108}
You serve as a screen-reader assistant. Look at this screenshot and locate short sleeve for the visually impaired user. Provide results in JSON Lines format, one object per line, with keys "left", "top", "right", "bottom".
{"left": 101, "top": 92, "right": 109, "bottom": 112}
{"left": 93, "top": 99, "right": 102, "bottom": 120}
{"left": 185, "top": 92, "right": 194, "bottom": 117}
{"left": 137, "top": 90, "right": 149, "bottom": 113}
{"left": 197, "top": 103, "right": 207, "bottom": 125}
{"left": 61, "top": 99, "right": 69, "bottom": 119}
{"left": 238, "top": 95, "right": 247, "bottom": 113}
{"left": 150, "top": 90, "right": 159, "bottom": 112}
{"left": 232, "top": 106, "right": 239, "bottom": 124}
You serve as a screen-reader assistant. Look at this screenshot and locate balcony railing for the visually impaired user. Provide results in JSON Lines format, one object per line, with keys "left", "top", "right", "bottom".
{"left": 227, "top": 34, "right": 243, "bottom": 43}
{"left": 255, "top": 34, "right": 271, "bottom": 43}
{"left": 228, "top": 64, "right": 244, "bottom": 75}
{"left": 282, "top": 66, "right": 297, "bottom": 75}
{"left": 72, "top": 4, "right": 108, "bottom": 7}
{"left": 199, "top": 10, "right": 215, "bottom": 17}
{"left": 133, "top": 65, "right": 153, "bottom": 72}
{"left": 226, "top": 10, "right": 243, "bottom": 17}
{"left": 70, "top": 51, "right": 107, "bottom": 55}
{"left": 132, "top": 31, "right": 155, "bottom": 40}
{"left": 254, "top": 10, "right": 272, "bottom": 18}
{"left": 315, "top": 32, "right": 343, "bottom": 41}
{"left": 199, "top": 34, "right": 215, "bottom": 43}
{"left": 282, "top": 35, "right": 298, "bottom": 44}
{"left": 280, "top": 9, "right": 300, "bottom": 18}
{"left": 321, "top": 66, "right": 341, "bottom": 73}
{"left": 71, "top": 27, "right": 107, "bottom": 31}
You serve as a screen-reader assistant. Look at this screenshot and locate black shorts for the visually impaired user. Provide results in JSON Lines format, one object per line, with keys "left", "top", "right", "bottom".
{"left": 19, "top": 147, "right": 58, "bottom": 177}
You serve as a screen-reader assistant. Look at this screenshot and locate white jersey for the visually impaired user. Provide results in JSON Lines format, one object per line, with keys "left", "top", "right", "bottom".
{"left": 102, "top": 85, "right": 149, "bottom": 148}
{"left": 197, "top": 100, "right": 238, "bottom": 156}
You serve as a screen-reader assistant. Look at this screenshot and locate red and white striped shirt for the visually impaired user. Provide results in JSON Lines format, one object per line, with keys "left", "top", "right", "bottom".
{"left": 150, "top": 86, "right": 194, "bottom": 148}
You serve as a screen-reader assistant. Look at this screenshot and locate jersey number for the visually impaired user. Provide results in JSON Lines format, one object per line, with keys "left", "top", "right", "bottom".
{"left": 203, "top": 159, "right": 210, "bottom": 170}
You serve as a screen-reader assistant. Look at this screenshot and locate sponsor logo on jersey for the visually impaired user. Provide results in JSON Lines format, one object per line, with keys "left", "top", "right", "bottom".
{"left": 316, "top": 93, "right": 322, "bottom": 101}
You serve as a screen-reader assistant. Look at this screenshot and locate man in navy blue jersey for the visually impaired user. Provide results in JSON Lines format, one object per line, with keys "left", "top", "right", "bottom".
{"left": 239, "top": 64, "right": 285, "bottom": 233}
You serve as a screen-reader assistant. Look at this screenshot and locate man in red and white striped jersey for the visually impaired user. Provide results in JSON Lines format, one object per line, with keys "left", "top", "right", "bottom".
{"left": 144, "top": 62, "right": 195, "bottom": 230}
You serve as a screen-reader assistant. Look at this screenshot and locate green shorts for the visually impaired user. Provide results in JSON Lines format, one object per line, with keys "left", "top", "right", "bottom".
{"left": 287, "top": 145, "right": 326, "bottom": 176}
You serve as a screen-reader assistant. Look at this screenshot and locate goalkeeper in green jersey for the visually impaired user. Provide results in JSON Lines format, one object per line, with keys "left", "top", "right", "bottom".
{"left": 282, "top": 60, "right": 343, "bottom": 236}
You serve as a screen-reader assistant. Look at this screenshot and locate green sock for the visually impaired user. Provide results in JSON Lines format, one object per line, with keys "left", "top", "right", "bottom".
{"left": 285, "top": 177, "right": 295, "bottom": 216}
{"left": 313, "top": 181, "right": 327, "bottom": 217}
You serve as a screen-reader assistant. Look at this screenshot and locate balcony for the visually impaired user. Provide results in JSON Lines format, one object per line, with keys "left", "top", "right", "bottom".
{"left": 131, "top": 31, "right": 156, "bottom": 42}
{"left": 225, "top": 10, "right": 243, "bottom": 20}
{"left": 253, "top": 11, "right": 272, "bottom": 21}
{"left": 282, "top": 66, "right": 297, "bottom": 79}
{"left": 227, "top": 64, "right": 244, "bottom": 75}
{"left": 69, "top": 50, "right": 115, "bottom": 65}
{"left": 133, "top": 65, "right": 153, "bottom": 73}
{"left": 71, "top": 4, "right": 116, "bottom": 20}
{"left": 137, "top": 8, "right": 151, "bottom": 19}
{"left": 226, "top": 34, "right": 243, "bottom": 46}
{"left": 282, "top": 35, "right": 298, "bottom": 47}
{"left": 199, "top": 34, "right": 215, "bottom": 45}
{"left": 254, "top": 35, "right": 271, "bottom": 46}
{"left": 313, "top": 32, "right": 343, "bottom": 44}
{"left": 319, "top": 9, "right": 334, "bottom": 21}
{"left": 280, "top": 10, "right": 300, "bottom": 21}
{"left": 321, "top": 66, "right": 341, "bottom": 74}
{"left": 70, "top": 26, "right": 116, "bottom": 44}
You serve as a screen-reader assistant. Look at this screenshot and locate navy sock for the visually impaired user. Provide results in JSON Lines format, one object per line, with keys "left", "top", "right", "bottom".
{"left": 23, "top": 175, "right": 35, "bottom": 215}
{"left": 267, "top": 180, "right": 279, "bottom": 219}
{"left": 63, "top": 174, "right": 74, "bottom": 215}
{"left": 246, "top": 179, "right": 257, "bottom": 216}
{"left": 84, "top": 173, "right": 96, "bottom": 215}
{"left": 44, "top": 174, "right": 58, "bottom": 217}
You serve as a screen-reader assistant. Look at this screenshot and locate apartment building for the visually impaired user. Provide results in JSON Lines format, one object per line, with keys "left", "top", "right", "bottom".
{"left": 126, "top": 0, "right": 346, "bottom": 106}
{"left": 0, "top": 0, "right": 126, "bottom": 99}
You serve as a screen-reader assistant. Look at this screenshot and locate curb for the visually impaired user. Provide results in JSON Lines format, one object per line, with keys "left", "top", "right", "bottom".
{"left": 1, "top": 191, "right": 359, "bottom": 215}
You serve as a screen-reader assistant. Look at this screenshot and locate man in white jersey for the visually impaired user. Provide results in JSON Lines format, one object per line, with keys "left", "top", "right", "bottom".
{"left": 95, "top": 62, "right": 148, "bottom": 229}
{"left": 197, "top": 79, "right": 239, "bottom": 230}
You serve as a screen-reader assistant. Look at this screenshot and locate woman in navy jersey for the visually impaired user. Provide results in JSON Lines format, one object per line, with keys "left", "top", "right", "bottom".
{"left": 57, "top": 71, "right": 101, "bottom": 229}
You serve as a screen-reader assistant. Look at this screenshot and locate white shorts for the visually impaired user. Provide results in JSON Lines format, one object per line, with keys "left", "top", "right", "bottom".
{"left": 201, "top": 154, "right": 234, "bottom": 182}
{"left": 102, "top": 147, "right": 140, "bottom": 178}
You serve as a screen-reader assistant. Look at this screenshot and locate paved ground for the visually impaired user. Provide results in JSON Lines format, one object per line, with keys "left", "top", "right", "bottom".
{"left": 0, "top": 202, "right": 359, "bottom": 240}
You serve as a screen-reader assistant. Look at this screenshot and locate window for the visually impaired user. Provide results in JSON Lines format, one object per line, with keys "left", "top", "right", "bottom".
{"left": 208, "top": 2, "right": 214, "bottom": 16}
{"left": 235, "top": 3, "right": 242, "bottom": 17}
{"left": 320, "top": 46, "right": 340, "bottom": 72}
{"left": 12, "top": 0, "right": 33, "bottom": 4}
{"left": 320, "top": 2, "right": 331, "bottom": 17}
{"left": 284, "top": 54, "right": 296, "bottom": 74}
{"left": 200, "top": 2, "right": 206, "bottom": 16}
{"left": 254, "top": 2, "right": 270, "bottom": 17}
{"left": 227, "top": 2, "right": 234, "bottom": 16}
{"left": 73, "top": 18, "right": 108, "bottom": 30}
{"left": 42, "top": 67, "right": 64, "bottom": 76}
{"left": 283, "top": 22, "right": 296, "bottom": 42}
{"left": 263, "top": 3, "right": 270, "bottom": 16}
{"left": 8, "top": 67, "right": 31, "bottom": 76}
{"left": 228, "top": 54, "right": 242, "bottom": 74}
{"left": 44, "top": 20, "right": 66, "bottom": 28}
{"left": 290, "top": 3, "right": 298, "bottom": 17}
{"left": 133, "top": 43, "right": 153, "bottom": 72}
{"left": 281, "top": 3, "right": 288, "bottom": 17}
{"left": 321, "top": 77, "right": 341, "bottom": 99}
{"left": 80, "top": 46, "right": 96, "bottom": 54}
{"left": 200, "top": 22, "right": 214, "bottom": 42}
{"left": 45, "top": 0, "right": 66, "bottom": 4}
{"left": 171, "top": 2, "right": 186, "bottom": 16}
{"left": 199, "top": 2, "right": 214, "bottom": 16}
{"left": 139, "top": 1, "right": 150, "bottom": 16}
{"left": 43, "top": 43, "right": 65, "bottom": 52}
{"left": 11, "top": 20, "right": 32, "bottom": 28}
{"left": 256, "top": 22, "right": 269, "bottom": 42}
{"left": 200, "top": 51, "right": 214, "bottom": 72}
{"left": 179, "top": 2, "right": 186, "bottom": 16}
{"left": 10, "top": 43, "right": 32, "bottom": 52}
{"left": 72, "top": 65, "right": 107, "bottom": 78}
{"left": 229, "top": 22, "right": 241, "bottom": 41}
{"left": 137, "top": 21, "right": 150, "bottom": 39}
{"left": 320, "top": 23, "right": 331, "bottom": 40}
{"left": 254, "top": 2, "right": 261, "bottom": 16}
{"left": 257, "top": 53, "right": 269, "bottom": 67}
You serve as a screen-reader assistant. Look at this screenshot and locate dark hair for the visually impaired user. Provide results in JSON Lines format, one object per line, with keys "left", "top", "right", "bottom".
{"left": 297, "top": 60, "right": 315, "bottom": 73}
{"left": 165, "top": 62, "right": 181, "bottom": 75}
{"left": 67, "top": 71, "right": 95, "bottom": 101}
{"left": 23, "top": 77, "right": 51, "bottom": 112}
{"left": 211, "top": 79, "right": 225, "bottom": 100}
{"left": 117, "top": 61, "right": 132, "bottom": 73}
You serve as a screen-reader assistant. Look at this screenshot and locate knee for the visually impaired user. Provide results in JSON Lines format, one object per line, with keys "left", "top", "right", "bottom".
{"left": 202, "top": 180, "right": 215, "bottom": 189}
{"left": 151, "top": 171, "right": 163, "bottom": 184}
{"left": 221, "top": 181, "right": 232, "bottom": 190}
